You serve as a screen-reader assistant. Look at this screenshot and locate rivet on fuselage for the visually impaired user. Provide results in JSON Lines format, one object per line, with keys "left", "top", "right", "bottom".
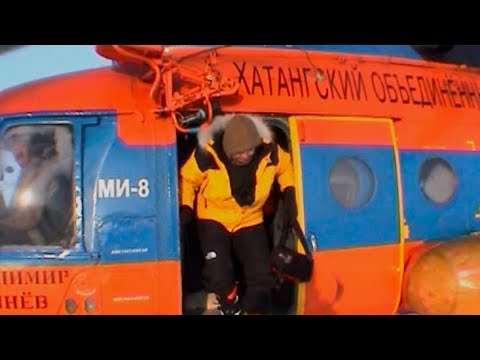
{"left": 65, "top": 298, "right": 77, "bottom": 314}
{"left": 85, "top": 298, "right": 96, "bottom": 314}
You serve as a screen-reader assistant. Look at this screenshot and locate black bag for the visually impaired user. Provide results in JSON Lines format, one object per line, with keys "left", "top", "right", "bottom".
{"left": 271, "top": 220, "right": 314, "bottom": 285}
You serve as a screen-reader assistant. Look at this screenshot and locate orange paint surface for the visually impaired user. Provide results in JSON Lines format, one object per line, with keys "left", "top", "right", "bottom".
{"left": 1, "top": 46, "right": 480, "bottom": 314}
{"left": 0, "top": 68, "right": 175, "bottom": 146}
{"left": 2, "top": 47, "right": 480, "bottom": 150}
{"left": 301, "top": 240, "right": 440, "bottom": 315}
{"left": 295, "top": 116, "right": 392, "bottom": 146}
{"left": 116, "top": 111, "right": 176, "bottom": 146}
{"left": 0, "top": 261, "right": 181, "bottom": 315}
{"left": 303, "top": 244, "right": 402, "bottom": 315}
{"left": 402, "top": 236, "right": 480, "bottom": 315}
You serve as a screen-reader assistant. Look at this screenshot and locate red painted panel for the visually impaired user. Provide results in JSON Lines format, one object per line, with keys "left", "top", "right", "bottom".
{"left": 0, "top": 261, "right": 181, "bottom": 315}
{"left": 304, "top": 244, "right": 401, "bottom": 315}
{"left": 296, "top": 117, "right": 392, "bottom": 146}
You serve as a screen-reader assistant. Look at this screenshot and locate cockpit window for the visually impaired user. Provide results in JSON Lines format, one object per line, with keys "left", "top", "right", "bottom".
{"left": 0, "top": 125, "right": 74, "bottom": 248}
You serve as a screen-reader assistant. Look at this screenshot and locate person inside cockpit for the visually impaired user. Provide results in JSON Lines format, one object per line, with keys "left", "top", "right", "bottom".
{"left": 0, "top": 126, "right": 73, "bottom": 247}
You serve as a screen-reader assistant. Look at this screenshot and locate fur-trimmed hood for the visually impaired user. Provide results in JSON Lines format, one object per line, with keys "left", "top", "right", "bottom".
{"left": 197, "top": 114, "right": 272, "bottom": 149}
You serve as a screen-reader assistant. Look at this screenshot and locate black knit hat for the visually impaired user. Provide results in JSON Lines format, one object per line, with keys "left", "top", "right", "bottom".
{"left": 222, "top": 115, "right": 261, "bottom": 158}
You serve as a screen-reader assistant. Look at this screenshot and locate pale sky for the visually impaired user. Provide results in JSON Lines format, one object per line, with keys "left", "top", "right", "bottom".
{"left": 0, "top": 45, "right": 111, "bottom": 91}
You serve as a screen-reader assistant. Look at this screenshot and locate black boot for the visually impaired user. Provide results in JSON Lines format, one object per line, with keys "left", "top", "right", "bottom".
{"left": 218, "top": 295, "right": 243, "bottom": 315}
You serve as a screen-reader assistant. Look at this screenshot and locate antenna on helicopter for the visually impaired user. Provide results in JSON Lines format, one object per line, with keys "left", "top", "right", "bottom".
{"left": 286, "top": 45, "right": 325, "bottom": 82}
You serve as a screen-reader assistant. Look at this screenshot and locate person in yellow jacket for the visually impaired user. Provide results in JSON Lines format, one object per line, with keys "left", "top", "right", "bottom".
{"left": 179, "top": 113, "right": 297, "bottom": 315}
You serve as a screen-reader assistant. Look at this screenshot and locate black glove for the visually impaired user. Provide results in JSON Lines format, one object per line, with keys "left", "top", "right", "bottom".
{"left": 179, "top": 205, "right": 194, "bottom": 230}
{"left": 282, "top": 187, "right": 298, "bottom": 228}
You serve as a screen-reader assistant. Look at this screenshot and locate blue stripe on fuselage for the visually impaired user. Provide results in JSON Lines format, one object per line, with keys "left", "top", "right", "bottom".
{"left": 400, "top": 150, "right": 480, "bottom": 241}
{"left": 82, "top": 116, "right": 179, "bottom": 264}
{"left": 301, "top": 144, "right": 400, "bottom": 250}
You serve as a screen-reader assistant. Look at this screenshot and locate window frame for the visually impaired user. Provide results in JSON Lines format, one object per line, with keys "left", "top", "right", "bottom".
{"left": 328, "top": 155, "right": 377, "bottom": 210}
{"left": 418, "top": 156, "right": 458, "bottom": 206}
{"left": 0, "top": 113, "right": 94, "bottom": 262}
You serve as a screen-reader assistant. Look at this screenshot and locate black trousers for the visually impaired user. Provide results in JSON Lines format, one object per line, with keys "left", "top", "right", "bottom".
{"left": 197, "top": 220, "right": 274, "bottom": 314}
{"left": 181, "top": 220, "right": 205, "bottom": 293}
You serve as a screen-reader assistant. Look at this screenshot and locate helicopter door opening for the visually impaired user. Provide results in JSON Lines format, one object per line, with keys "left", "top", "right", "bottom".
{"left": 289, "top": 116, "right": 405, "bottom": 315}
{"left": 177, "top": 116, "right": 296, "bottom": 315}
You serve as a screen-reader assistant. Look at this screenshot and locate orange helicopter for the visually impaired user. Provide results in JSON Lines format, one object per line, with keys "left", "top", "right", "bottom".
{"left": 0, "top": 44, "right": 478, "bottom": 315}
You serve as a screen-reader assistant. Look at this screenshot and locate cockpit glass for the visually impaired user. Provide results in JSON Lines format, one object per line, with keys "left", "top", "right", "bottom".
{"left": 0, "top": 124, "right": 75, "bottom": 248}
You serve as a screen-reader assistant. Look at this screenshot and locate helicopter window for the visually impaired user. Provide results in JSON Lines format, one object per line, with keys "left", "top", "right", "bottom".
{"left": 419, "top": 157, "right": 457, "bottom": 205}
{"left": 329, "top": 157, "right": 375, "bottom": 209}
{"left": 0, "top": 124, "right": 74, "bottom": 248}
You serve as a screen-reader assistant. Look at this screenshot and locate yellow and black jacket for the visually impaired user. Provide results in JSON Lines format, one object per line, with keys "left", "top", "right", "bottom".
{"left": 180, "top": 114, "right": 295, "bottom": 233}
